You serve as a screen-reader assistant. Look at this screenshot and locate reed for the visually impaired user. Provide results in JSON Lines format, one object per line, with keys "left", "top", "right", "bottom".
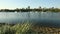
{"left": 0, "top": 22, "right": 60, "bottom": 34}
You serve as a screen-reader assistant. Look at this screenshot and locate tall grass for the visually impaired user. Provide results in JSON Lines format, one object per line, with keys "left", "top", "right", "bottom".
{"left": 0, "top": 22, "right": 60, "bottom": 34}
{"left": 0, "top": 22, "right": 32, "bottom": 34}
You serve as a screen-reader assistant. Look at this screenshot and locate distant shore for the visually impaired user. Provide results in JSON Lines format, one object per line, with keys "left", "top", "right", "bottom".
{"left": 0, "top": 7, "right": 60, "bottom": 12}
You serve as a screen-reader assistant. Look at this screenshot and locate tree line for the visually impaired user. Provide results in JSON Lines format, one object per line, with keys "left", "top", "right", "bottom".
{"left": 0, "top": 7, "right": 60, "bottom": 12}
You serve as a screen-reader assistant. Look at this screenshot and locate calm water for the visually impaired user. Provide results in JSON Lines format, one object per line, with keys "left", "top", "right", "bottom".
{"left": 0, "top": 11, "right": 60, "bottom": 27}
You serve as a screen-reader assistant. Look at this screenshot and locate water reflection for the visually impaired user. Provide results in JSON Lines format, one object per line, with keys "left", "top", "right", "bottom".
{"left": 0, "top": 12, "right": 60, "bottom": 27}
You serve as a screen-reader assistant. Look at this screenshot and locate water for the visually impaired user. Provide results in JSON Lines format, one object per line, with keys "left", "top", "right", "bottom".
{"left": 0, "top": 11, "right": 60, "bottom": 27}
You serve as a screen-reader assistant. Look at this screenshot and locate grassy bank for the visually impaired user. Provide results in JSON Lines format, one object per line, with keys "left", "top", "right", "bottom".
{"left": 0, "top": 22, "right": 60, "bottom": 34}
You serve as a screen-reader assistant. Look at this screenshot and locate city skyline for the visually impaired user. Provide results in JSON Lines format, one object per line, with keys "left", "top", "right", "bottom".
{"left": 0, "top": 0, "right": 60, "bottom": 9}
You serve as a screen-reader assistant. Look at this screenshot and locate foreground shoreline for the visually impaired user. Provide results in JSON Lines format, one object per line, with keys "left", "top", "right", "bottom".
{"left": 0, "top": 23, "right": 60, "bottom": 34}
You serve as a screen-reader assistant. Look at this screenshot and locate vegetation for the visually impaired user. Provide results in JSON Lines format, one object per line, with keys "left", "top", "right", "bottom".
{"left": 0, "top": 22, "right": 60, "bottom": 34}
{"left": 0, "top": 22, "right": 32, "bottom": 34}
{"left": 0, "top": 7, "right": 60, "bottom": 12}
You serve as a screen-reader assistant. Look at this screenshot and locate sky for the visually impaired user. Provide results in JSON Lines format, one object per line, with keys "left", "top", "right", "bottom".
{"left": 0, "top": 0, "right": 60, "bottom": 9}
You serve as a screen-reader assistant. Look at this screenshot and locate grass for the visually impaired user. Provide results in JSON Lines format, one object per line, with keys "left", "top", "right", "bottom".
{"left": 0, "top": 22, "right": 60, "bottom": 34}
{"left": 0, "top": 22, "right": 32, "bottom": 34}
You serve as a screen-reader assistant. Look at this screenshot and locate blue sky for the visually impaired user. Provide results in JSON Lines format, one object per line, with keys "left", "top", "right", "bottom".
{"left": 0, "top": 0, "right": 60, "bottom": 9}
